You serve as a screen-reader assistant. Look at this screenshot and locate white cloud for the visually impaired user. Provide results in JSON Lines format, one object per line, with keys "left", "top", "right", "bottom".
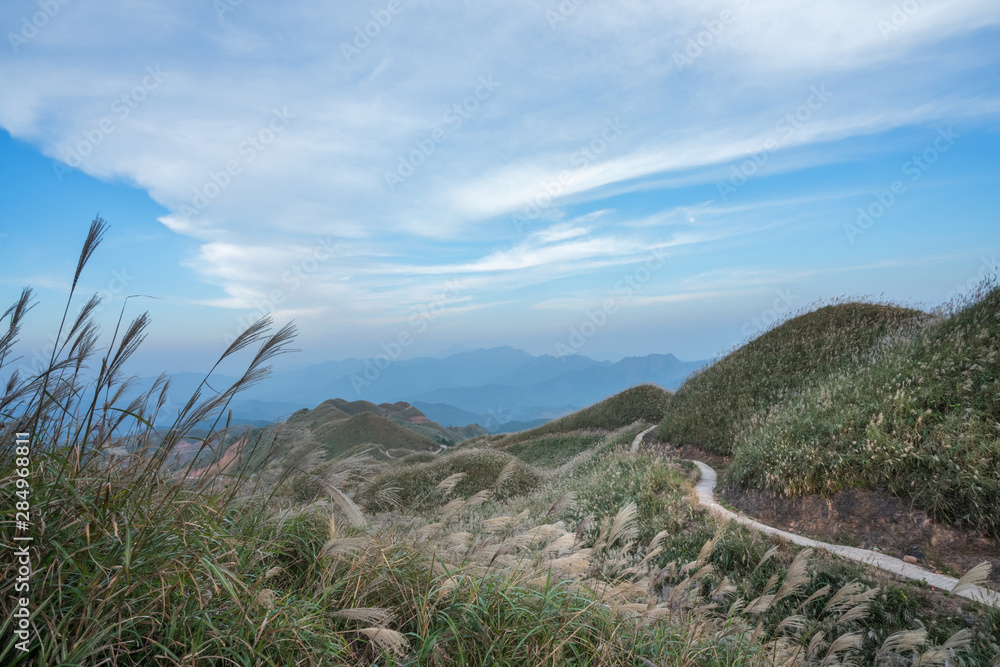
{"left": 1, "top": 0, "right": 997, "bottom": 342}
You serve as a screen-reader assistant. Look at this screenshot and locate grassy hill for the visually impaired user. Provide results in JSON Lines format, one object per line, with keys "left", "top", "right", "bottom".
{"left": 727, "top": 284, "right": 1000, "bottom": 536}
{"left": 287, "top": 400, "right": 351, "bottom": 426}
{"left": 326, "top": 398, "right": 383, "bottom": 416}
{"left": 658, "top": 301, "right": 924, "bottom": 455}
{"left": 308, "top": 412, "right": 439, "bottom": 459}
{"left": 286, "top": 398, "right": 487, "bottom": 451}
{"left": 502, "top": 384, "right": 671, "bottom": 444}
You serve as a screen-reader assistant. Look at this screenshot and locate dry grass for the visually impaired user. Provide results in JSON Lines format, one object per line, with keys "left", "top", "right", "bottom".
{"left": 658, "top": 300, "right": 923, "bottom": 455}
{"left": 727, "top": 282, "right": 1000, "bottom": 536}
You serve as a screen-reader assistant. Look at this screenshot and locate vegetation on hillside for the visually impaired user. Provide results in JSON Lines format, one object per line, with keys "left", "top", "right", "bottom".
{"left": 728, "top": 282, "right": 1000, "bottom": 537}
{"left": 503, "top": 383, "right": 670, "bottom": 444}
{"left": 658, "top": 301, "right": 923, "bottom": 455}
{"left": 382, "top": 425, "right": 1000, "bottom": 665}
{"left": 287, "top": 398, "right": 487, "bottom": 452}
{"left": 360, "top": 448, "right": 543, "bottom": 511}
{"left": 502, "top": 432, "right": 606, "bottom": 468}
{"left": 311, "top": 412, "right": 438, "bottom": 458}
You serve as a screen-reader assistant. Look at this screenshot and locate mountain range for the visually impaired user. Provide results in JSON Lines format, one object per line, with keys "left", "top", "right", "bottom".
{"left": 132, "top": 347, "right": 709, "bottom": 432}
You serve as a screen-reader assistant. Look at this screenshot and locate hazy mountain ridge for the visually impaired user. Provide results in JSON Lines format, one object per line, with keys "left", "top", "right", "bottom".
{"left": 406, "top": 353, "right": 706, "bottom": 418}
{"left": 129, "top": 347, "right": 709, "bottom": 429}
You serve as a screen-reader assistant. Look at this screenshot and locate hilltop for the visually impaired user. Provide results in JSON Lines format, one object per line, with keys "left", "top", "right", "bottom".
{"left": 658, "top": 301, "right": 924, "bottom": 455}
{"left": 284, "top": 398, "right": 488, "bottom": 459}
{"left": 166, "top": 398, "right": 488, "bottom": 476}
{"left": 725, "top": 285, "right": 1000, "bottom": 538}
{"left": 501, "top": 383, "right": 671, "bottom": 444}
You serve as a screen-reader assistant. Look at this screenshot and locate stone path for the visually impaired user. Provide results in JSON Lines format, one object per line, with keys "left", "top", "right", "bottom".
{"left": 688, "top": 459, "right": 1000, "bottom": 609}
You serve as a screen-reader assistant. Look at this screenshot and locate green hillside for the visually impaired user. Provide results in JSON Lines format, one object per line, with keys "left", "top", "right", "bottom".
{"left": 286, "top": 400, "right": 350, "bottom": 427}
{"left": 286, "top": 398, "right": 487, "bottom": 449}
{"left": 326, "top": 398, "right": 383, "bottom": 416}
{"left": 728, "top": 284, "right": 1000, "bottom": 536}
{"left": 658, "top": 301, "right": 924, "bottom": 455}
{"left": 502, "top": 384, "right": 671, "bottom": 444}
{"left": 312, "top": 412, "right": 439, "bottom": 459}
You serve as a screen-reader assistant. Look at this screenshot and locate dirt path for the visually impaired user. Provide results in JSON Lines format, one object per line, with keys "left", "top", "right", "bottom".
{"left": 688, "top": 459, "right": 1000, "bottom": 609}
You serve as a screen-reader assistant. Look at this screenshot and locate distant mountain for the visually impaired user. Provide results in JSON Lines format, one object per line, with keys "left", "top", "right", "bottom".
{"left": 411, "top": 402, "right": 554, "bottom": 434}
{"left": 409, "top": 402, "right": 483, "bottom": 428}
{"left": 408, "top": 353, "right": 706, "bottom": 417}
{"left": 127, "top": 347, "right": 709, "bottom": 430}
{"left": 234, "top": 347, "right": 611, "bottom": 406}
{"left": 226, "top": 399, "right": 308, "bottom": 422}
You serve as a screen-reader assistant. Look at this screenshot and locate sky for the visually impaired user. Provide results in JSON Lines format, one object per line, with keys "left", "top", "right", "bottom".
{"left": 1, "top": 0, "right": 998, "bottom": 376}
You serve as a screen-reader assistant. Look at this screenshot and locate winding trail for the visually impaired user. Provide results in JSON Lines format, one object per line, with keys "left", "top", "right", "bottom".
{"left": 687, "top": 459, "right": 1000, "bottom": 609}
{"left": 630, "top": 425, "right": 658, "bottom": 454}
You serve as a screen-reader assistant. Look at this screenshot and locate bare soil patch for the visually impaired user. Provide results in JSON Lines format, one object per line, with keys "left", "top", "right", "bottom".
{"left": 716, "top": 484, "right": 1000, "bottom": 589}
{"left": 646, "top": 439, "right": 1000, "bottom": 590}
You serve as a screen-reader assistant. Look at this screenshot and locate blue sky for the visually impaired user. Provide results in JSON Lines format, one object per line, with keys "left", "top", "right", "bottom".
{"left": 1, "top": 0, "right": 998, "bottom": 375}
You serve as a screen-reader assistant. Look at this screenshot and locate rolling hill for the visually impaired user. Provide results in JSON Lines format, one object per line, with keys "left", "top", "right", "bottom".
{"left": 304, "top": 412, "right": 438, "bottom": 459}
{"left": 284, "top": 399, "right": 488, "bottom": 459}
{"left": 725, "top": 286, "right": 1000, "bottom": 537}
{"left": 502, "top": 384, "right": 672, "bottom": 444}
{"left": 657, "top": 301, "right": 924, "bottom": 455}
